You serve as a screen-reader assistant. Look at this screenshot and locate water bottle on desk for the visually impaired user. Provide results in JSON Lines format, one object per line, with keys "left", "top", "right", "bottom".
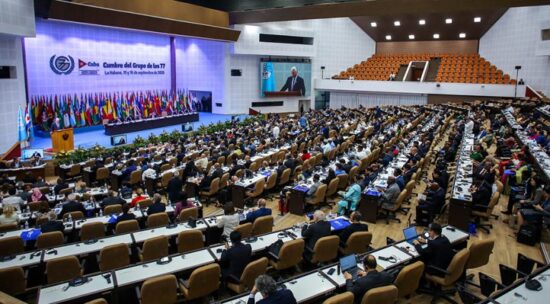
{"left": 24, "top": 221, "right": 29, "bottom": 230}
{"left": 68, "top": 214, "right": 73, "bottom": 223}
{"left": 99, "top": 209, "right": 103, "bottom": 217}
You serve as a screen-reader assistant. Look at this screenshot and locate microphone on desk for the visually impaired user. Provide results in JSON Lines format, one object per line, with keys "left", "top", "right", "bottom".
{"left": 512, "top": 268, "right": 542, "bottom": 291}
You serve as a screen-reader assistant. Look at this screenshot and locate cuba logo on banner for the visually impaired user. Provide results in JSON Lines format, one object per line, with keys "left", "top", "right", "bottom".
{"left": 261, "top": 62, "right": 275, "bottom": 96}
{"left": 49, "top": 55, "right": 75, "bottom": 75}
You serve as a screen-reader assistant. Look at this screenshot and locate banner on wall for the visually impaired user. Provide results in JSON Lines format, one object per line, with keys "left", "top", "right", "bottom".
{"left": 49, "top": 54, "right": 167, "bottom": 76}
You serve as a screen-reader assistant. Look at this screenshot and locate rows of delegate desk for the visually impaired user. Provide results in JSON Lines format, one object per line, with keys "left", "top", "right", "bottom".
{"left": 11, "top": 106, "right": 443, "bottom": 303}
{"left": 37, "top": 225, "right": 469, "bottom": 304}
{"left": 503, "top": 107, "right": 550, "bottom": 181}
{"left": 287, "top": 111, "right": 436, "bottom": 219}
{"left": 480, "top": 263, "right": 550, "bottom": 303}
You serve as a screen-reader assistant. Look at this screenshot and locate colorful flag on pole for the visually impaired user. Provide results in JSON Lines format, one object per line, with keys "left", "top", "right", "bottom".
{"left": 17, "top": 105, "right": 27, "bottom": 143}
{"left": 261, "top": 61, "right": 276, "bottom": 97}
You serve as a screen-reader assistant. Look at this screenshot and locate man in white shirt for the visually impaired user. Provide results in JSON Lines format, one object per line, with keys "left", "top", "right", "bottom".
{"left": 322, "top": 140, "right": 332, "bottom": 153}
{"left": 194, "top": 153, "right": 209, "bottom": 172}
{"left": 142, "top": 167, "right": 156, "bottom": 180}
{"left": 356, "top": 146, "right": 368, "bottom": 160}
{"left": 272, "top": 125, "right": 280, "bottom": 139}
{"left": 3, "top": 188, "right": 25, "bottom": 211}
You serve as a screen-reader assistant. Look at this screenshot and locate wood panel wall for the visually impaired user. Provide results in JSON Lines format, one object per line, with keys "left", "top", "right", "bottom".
{"left": 376, "top": 40, "right": 479, "bottom": 54}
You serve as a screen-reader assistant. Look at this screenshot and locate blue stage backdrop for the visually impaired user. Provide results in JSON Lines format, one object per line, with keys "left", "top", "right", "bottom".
{"left": 24, "top": 19, "right": 227, "bottom": 115}
{"left": 24, "top": 19, "right": 171, "bottom": 96}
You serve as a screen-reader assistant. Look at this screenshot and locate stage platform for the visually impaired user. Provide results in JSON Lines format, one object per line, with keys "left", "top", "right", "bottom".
{"left": 30, "top": 113, "right": 247, "bottom": 150}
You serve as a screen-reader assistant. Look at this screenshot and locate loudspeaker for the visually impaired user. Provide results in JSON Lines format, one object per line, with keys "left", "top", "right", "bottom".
{"left": 230, "top": 69, "right": 242, "bottom": 76}
{"left": 34, "top": 0, "right": 54, "bottom": 18}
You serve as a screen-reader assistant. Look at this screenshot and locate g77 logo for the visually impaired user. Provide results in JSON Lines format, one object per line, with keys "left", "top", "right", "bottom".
{"left": 50, "top": 55, "right": 75, "bottom": 75}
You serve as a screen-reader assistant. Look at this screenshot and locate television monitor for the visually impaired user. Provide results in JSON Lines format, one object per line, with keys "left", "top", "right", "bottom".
{"left": 111, "top": 134, "right": 127, "bottom": 146}
{"left": 22, "top": 149, "right": 43, "bottom": 160}
{"left": 260, "top": 59, "right": 311, "bottom": 97}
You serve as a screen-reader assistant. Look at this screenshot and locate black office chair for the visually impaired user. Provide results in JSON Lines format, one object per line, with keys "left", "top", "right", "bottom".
{"left": 457, "top": 284, "right": 483, "bottom": 304}
{"left": 517, "top": 253, "right": 545, "bottom": 278}
{"left": 478, "top": 272, "right": 505, "bottom": 297}
{"left": 498, "top": 264, "right": 518, "bottom": 287}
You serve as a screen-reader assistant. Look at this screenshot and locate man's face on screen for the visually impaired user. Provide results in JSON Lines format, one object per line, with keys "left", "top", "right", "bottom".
{"left": 291, "top": 69, "right": 298, "bottom": 77}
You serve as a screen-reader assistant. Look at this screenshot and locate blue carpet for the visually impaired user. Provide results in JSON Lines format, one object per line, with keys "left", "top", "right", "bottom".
{"left": 30, "top": 113, "right": 248, "bottom": 150}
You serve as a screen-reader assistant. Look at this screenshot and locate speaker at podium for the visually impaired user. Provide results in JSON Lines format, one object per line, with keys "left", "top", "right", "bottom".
{"left": 51, "top": 128, "right": 74, "bottom": 153}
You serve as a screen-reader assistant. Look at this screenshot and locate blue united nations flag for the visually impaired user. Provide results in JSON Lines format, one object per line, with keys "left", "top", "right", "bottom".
{"left": 261, "top": 62, "right": 275, "bottom": 96}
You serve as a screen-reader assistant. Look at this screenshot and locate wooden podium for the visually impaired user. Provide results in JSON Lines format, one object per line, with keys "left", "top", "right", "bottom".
{"left": 51, "top": 128, "right": 74, "bottom": 153}
{"left": 264, "top": 91, "right": 302, "bottom": 97}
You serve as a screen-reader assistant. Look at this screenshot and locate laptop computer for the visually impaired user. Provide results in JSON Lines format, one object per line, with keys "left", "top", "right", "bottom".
{"left": 403, "top": 226, "right": 418, "bottom": 245}
{"left": 340, "top": 255, "right": 359, "bottom": 281}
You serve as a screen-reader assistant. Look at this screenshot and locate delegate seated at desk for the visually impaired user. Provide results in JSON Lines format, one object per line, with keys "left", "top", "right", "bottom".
{"left": 40, "top": 211, "right": 65, "bottom": 233}
{"left": 245, "top": 199, "right": 272, "bottom": 223}
{"left": 515, "top": 185, "right": 550, "bottom": 233}
{"left": 344, "top": 255, "right": 394, "bottom": 304}
{"left": 339, "top": 211, "right": 368, "bottom": 245}
{"left": 248, "top": 274, "right": 297, "bottom": 304}
{"left": 416, "top": 181, "right": 445, "bottom": 214}
{"left": 471, "top": 176, "right": 493, "bottom": 212}
{"left": 147, "top": 194, "right": 166, "bottom": 215}
{"left": 379, "top": 176, "right": 400, "bottom": 209}
{"left": 412, "top": 223, "right": 454, "bottom": 276}
{"left": 166, "top": 171, "right": 183, "bottom": 204}
{"left": 337, "top": 176, "right": 362, "bottom": 216}
{"left": 101, "top": 190, "right": 125, "bottom": 209}
{"left": 59, "top": 194, "right": 86, "bottom": 219}
{"left": 220, "top": 231, "right": 252, "bottom": 284}
{"left": 301, "top": 210, "right": 331, "bottom": 261}
{"left": 218, "top": 204, "right": 240, "bottom": 239}
{"left": 306, "top": 174, "right": 322, "bottom": 197}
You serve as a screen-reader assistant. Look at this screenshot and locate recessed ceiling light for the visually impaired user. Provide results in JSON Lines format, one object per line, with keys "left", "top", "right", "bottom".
{"left": 394, "top": 21, "right": 401, "bottom": 26}
{"left": 459, "top": 33, "right": 466, "bottom": 38}
{"left": 409, "top": 34, "right": 415, "bottom": 39}
{"left": 370, "top": 22, "right": 377, "bottom": 27}
{"left": 433, "top": 33, "right": 440, "bottom": 39}
{"left": 474, "top": 17, "right": 481, "bottom": 23}
{"left": 385, "top": 35, "right": 392, "bottom": 40}
{"left": 419, "top": 19, "right": 426, "bottom": 25}
{"left": 445, "top": 18, "right": 453, "bottom": 24}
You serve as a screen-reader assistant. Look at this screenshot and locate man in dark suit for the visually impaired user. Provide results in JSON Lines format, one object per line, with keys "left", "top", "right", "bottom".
{"left": 53, "top": 178, "right": 68, "bottom": 195}
{"left": 116, "top": 204, "right": 136, "bottom": 224}
{"left": 41, "top": 211, "right": 65, "bottom": 233}
{"left": 344, "top": 255, "right": 394, "bottom": 304}
{"left": 228, "top": 158, "right": 245, "bottom": 177}
{"left": 58, "top": 194, "right": 87, "bottom": 219}
{"left": 248, "top": 275, "right": 297, "bottom": 304}
{"left": 338, "top": 211, "right": 368, "bottom": 246}
{"left": 199, "top": 163, "right": 224, "bottom": 191}
{"left": 416, "top": 182, "right": 445, "bottom": 214}
{"left": 413, "top": 223, "right": 455, "bottom": 276}
{"left": 301, "top": 210, "right": 331, "bottom": 261}
{"left": 245, "top": 199, "right": 272, "bottom": 223}
{"left": 283, "top": 154, "right": 296, "bottom": 173}
{"left": 280, "top": 67, "right": 306, "bottom": 96}
{"left": 166, "top": 172, "right": 183, "bottom": 204}
{"left": 220, "top": 231, "right": 252, "bottom": 283}
{"left": 147, "top": 193, "right": 166, "bottom": 215}
{"left": 101, "top": 190, "right": 125, "bottom": 209}
{"left": 394, "top": 168, "right": 405, "bottom": 191}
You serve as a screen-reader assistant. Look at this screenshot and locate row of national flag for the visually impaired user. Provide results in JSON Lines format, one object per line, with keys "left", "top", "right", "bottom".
{"left": 27, "top": 90, "right": 198, "bottom": 131}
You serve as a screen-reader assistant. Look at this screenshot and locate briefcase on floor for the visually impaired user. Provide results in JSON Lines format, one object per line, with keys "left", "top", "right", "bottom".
{"left": 517, "top": 224, "right": 540, "bottom": 246}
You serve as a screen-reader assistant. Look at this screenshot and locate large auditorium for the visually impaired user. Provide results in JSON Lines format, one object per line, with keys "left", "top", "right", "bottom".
{"left": 1, "top": 1, "right": 550, "bottom": 303}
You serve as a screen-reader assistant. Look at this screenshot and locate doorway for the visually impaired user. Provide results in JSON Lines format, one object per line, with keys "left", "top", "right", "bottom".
{"left": 299, "top": 99, "right": 311, "bottom": 114}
